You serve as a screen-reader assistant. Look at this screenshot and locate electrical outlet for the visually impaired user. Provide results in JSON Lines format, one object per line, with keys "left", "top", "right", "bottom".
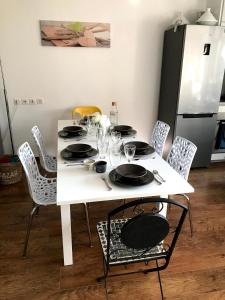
{"left": 28, "top": 98, "right": 36, "bottom": 105}
{"left": 36, "top": 98, "right": 43, "bottom": 104}
{"left": 21, "top": 99, "right": 29, "bottom": 105}
{"left": 14, "top": 99, "right": 20, "bottom": 105}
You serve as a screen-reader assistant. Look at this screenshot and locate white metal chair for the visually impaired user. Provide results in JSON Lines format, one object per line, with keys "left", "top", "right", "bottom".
{"left": 18, "top": 142, "right": 92, "bottom": 257}
{"left": 167, "top": 136, "right": 197, "bottom": 236}
{"left": 18, "top": 142, "right": 56, "bottom": 256}
{"left": 31, "top": 125, "right": 57, "bottom": 173}
{"left": 150, "top": 120, "right": 170, "bottom": 157}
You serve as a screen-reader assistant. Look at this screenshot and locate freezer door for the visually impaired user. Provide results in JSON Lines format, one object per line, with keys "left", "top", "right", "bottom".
{"left": 178, "top": 25, "right": 225, "bottom": 114}
{"left": 175, "top": 114, "right": 217, "bottom": 167}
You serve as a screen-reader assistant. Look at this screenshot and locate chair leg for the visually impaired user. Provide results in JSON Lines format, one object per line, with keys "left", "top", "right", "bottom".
{"left": 181, "top": 194, "right": 193, "bottom": 237}
{"left": 83, "top": 203, "right": 93, "bottom": 247}
{"left": 35, "top": 206, "right": 40, "bottom": 216}
{"left": 23, "top": 204, "right": 40, "bottom": 257}
{"left": 156, "top": 259, "right": 164, "bottom": 300}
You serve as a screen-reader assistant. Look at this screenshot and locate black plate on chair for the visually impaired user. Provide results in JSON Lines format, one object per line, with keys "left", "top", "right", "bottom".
{"left": 66, "top": 143, "right": 92, "bottom": 154}
{"left": 58, "top": 129, "right": 87, "bottom": 139}
{"left": 121, "top": 141, "right": 155, "bottom": 155}
{"left": 115, "top": 164, "right": 147, "bottom": 180}
{"left": 121, "top": 213, "right": 169, "bottom": 249}
{"left": 61, "top": 148, "right": 98, "bottom": 160}
{"left": 63, "top": 126, "right": 83, "bottom": 133}
{"left": 109, "top": 169, "right": 154, "bottom": 186}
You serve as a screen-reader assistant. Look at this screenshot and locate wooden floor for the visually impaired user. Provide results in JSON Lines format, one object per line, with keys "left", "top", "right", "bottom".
{"left": 1, "top": 162, "right": 225, "bottom": 300}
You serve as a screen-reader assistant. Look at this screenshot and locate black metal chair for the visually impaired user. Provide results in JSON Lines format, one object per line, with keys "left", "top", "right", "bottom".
{"left": 97, "top": 198, "right": 188, "bottom": 299}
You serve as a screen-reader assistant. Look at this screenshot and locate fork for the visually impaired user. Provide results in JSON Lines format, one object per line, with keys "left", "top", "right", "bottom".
{"left": 101, "top": 176, "right": 112, "bottom": 191}
{"left": 152, "top": 170, "right": 166, "bottom": 182}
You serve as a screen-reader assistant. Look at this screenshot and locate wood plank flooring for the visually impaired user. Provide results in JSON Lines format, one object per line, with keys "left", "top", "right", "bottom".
{"left": 1, "top": 162, "right": 225, "bottom": 299}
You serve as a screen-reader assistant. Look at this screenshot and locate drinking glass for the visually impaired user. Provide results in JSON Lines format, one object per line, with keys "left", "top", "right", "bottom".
{"left": 124, "top": 144, "right": 136, "bottom": 162}
{"left": 110, "top": 145, "right": 122, "bottom": 167}
{"left": 111, "top": 131, "right": 121, "bottom": 144}
{"left": 97, "top": 132, "right": 109, "bottom": 159}
{"left": 86, "top": 116, "right": 94, "bottom": 135}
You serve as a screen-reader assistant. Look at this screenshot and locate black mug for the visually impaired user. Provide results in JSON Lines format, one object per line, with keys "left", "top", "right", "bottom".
{"left": 94, "top": 161, "right": 107, "bottom": 173}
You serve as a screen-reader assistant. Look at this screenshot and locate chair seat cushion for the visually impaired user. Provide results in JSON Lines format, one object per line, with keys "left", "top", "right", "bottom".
{"left": 97, "top": 218, "right": 167, "bottom": 265}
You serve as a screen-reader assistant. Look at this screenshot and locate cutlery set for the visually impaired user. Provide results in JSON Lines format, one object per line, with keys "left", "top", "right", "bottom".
{"left": 152, "top": 170, "right": 166, "bottom": 185}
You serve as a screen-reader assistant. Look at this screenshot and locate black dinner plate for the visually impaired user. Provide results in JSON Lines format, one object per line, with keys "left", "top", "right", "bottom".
{"left": 61, "top": 148, "right": 98, "bottom": 161}
{"left": 58, "top": 129, "right": 87, "bottom": 139}
{"left": 109, "top": 169, "right": 154, "bottom": 186}
{"left": 115, "top": 164, "right": 147, "bottom": 180}
{"left": 66, "top": 143, "right": 92, "bottom": 154}
{"left": 63, "top": 126, "right": 83, "bottom": 133}
{"left": 112, "top": 129, "right": 137, "bottom": 137}
{"left": 113, "top": 125, "right": 132, "bottom": 133}
{"left": 121, "top": 141, "right": 155, "bottom": 155}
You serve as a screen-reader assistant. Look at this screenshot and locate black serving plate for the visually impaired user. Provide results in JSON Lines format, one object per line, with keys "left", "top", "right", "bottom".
{"left": 63, "top": 126, "right": 83, "bottom": 133}
{"left": 58, "top": 129, "right": 87, "bottom": 139}
{"left": 61, "top": 148, "right": 98, "bottom": 161}
{"left": 109, "top": 169, "right": 154, "bottom": 186}
{"left": 115, "top": 164, "right": 147, "bottom": 180}
{"left": 66, "top": 143, "right": 92, "bottom": 154}
{"left": 121, "top": 141, "right": 155, "bottom": 156}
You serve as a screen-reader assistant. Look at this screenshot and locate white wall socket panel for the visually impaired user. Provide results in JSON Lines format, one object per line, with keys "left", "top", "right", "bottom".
{"left": 36, "top": 98, "right": 43, "bottom": 104}
{"left": 13, "top": 98, "right": 44, "bottom": 105}
{"left": 14, "top": 99, "right": 20, "bottom": 105}
{"left": 28, "top": 99, "right": 36, "bottom": 104}
{"left": 21, "top": 99, "right": 29, "bottom": 105}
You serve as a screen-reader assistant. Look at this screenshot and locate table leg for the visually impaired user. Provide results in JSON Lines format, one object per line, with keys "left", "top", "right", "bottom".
{"left": 60, "top": 204, "right": 73, "bottom": 266}
{"left": 160, "top": 194, "right": 168, "bottom": 217}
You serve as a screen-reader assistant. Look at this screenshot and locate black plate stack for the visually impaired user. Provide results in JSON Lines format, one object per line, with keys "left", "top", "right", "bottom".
{"left": 58, "top": 126, "right": 87, "bottom": 139}
{"left": 109, "top": 164, "right": 154, "bottom": 186}
{"left": 121, "top": 141, "right": 155, "bottom": 156}
{"left": 112, "top": 125, "right": 137, "bottom": 137}
{"left": 61, "top": 143, "right": 98, "bottom": 160}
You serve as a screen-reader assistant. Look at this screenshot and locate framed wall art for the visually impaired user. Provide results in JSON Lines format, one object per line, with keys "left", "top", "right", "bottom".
{"left": 40, "top": 20, "right": 110, "bottom": 48}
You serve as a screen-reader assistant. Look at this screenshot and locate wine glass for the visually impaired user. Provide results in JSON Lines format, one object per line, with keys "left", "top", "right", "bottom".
{"left": 124, "top": 144, "right": 136, "bottom": 163}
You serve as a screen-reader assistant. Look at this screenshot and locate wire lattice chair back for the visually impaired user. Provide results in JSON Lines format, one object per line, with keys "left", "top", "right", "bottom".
{"left": 150, "top": 120, "right": 170, "bottom": 157}
{"left": 167, "top": 136, "right": 197, "bottom": 180}
{"left": 31, "top": 126, "right": 56, "bottom": 172}
{"left": 17, "top": 142, "right": 56, "bottom": 205}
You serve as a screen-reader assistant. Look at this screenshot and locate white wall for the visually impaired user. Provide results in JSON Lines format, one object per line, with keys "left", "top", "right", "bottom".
{"left": 0, "top": 0, "right": 206, "bottom": 155}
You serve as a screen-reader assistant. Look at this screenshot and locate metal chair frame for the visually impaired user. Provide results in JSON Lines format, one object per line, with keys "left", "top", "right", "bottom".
{"left": 97, "top": 198, "right": 188, "bottom": 300}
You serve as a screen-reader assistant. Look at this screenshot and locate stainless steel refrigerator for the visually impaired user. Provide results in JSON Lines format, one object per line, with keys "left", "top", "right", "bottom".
{"left": 158, "top": 25, "right": 225, "bottom": 167}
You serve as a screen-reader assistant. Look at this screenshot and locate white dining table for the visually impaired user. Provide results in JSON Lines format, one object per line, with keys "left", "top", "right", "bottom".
{"left": 57, "top": 120, "right": 194, "bottom": 266}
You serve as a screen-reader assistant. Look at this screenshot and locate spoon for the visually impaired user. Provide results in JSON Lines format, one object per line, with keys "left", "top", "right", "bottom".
{"left": 152, "top": 170, "right": 166, "bottom": 182}
{"left": 101, "top": 176, "right": 112, "bottom": 191}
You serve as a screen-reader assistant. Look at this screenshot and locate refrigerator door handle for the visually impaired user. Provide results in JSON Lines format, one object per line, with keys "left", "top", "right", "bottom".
{"left": 182, "top": 113, "right": 214, "bottom": 118}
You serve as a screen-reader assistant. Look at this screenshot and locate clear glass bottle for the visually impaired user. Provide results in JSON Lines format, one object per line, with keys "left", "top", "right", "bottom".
{"left": 109, "top": 101, "right": 118, "bottom": 126}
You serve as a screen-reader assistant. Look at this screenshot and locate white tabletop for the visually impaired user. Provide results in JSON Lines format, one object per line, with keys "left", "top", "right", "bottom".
{"left": 57, "top": 120, "right": 194, "bottom": 206}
